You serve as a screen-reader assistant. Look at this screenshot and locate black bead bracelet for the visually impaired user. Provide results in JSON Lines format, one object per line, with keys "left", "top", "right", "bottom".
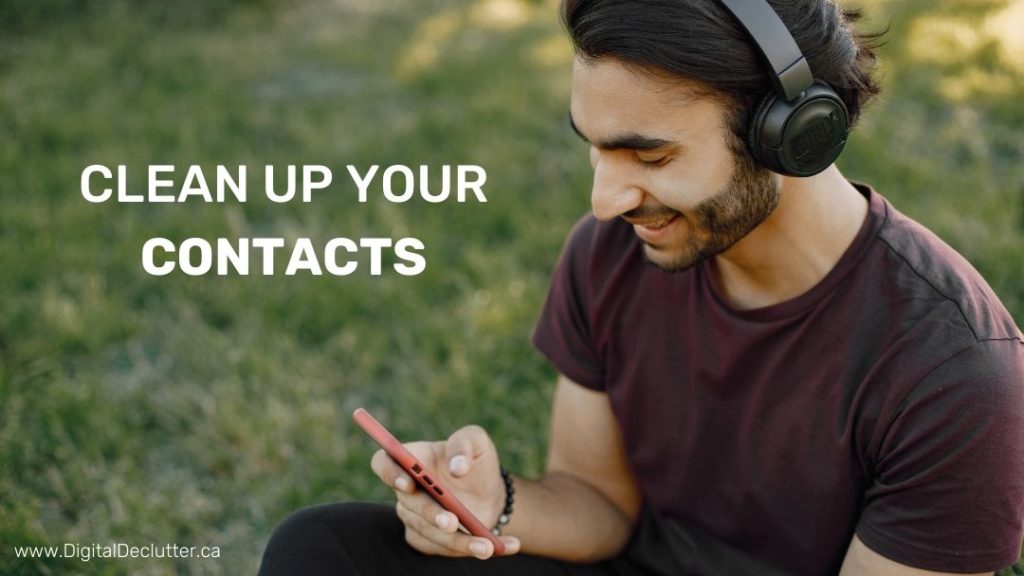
{"left": 491, "top": 467, "right": 515, "bottom": 536}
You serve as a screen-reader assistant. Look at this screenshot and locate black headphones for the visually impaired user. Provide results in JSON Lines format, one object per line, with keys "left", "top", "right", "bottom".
{"left": 715, "top": 0, "right": 850, "bottom": 176}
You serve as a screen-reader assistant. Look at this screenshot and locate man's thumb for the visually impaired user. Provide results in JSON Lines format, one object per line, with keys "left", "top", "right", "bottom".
{"left": 445, "top": 425, "right": 491, "bottom": 477}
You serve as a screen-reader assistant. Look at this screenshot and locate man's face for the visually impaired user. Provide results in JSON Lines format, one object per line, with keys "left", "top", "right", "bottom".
{"left": 570, "top": 57, "right": 779, "bottom": 271}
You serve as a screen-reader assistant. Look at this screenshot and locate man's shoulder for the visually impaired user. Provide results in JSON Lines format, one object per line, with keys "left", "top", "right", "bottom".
{"left": 869, "top": 191, "right": 1022, "bottom": 343}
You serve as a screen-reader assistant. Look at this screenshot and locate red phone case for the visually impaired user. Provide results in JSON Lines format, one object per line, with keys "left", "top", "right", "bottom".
{"left": 353, "top": 408, "right": 506, "bottom": 555}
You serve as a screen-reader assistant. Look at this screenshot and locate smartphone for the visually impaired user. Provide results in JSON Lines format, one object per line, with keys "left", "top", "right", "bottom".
{"left": 353, "top": 408, "right": 506, "bottom": 555}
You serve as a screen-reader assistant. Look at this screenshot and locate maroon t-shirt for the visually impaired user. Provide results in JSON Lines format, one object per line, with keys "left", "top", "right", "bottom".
{"left": 533, "top": 184, "right": 1024, "bottom": 575}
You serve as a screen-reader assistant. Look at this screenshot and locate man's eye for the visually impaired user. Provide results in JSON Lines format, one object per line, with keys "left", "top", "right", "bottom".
{"left": 637, "top": 155, "right": 670, "bottom": 168}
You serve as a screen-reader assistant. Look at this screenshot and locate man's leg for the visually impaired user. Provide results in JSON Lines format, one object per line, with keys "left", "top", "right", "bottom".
{"left": 258, "top": 502, "right": 626, "bottom": 576}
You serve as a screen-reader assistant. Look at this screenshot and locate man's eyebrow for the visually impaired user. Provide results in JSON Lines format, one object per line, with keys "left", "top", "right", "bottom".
{"left": 568, "top": 112, "right": 674, "bottom": 152}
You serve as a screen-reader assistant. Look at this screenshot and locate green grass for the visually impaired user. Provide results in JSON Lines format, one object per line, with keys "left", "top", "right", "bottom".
{"left": 1, "top": 0, "right": 1021, "bottom": 574}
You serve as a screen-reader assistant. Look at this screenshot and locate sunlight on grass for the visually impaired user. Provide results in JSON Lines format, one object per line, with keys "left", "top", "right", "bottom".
{"left": 469, "top": 0, "right": 532, "bottom": 30}
{"left": 396, "top": 0, "right": 542, "bottom": 80}
{"left": 940, "top": 68, "right": 1020, "bottom": 101}
{"left": 532, "top": 32, "right": 574, "bottom": 68}
{"left": 907, "top": 17, "right": 980, "bottom": 63}
{"left": 395, "top": 10, "right": 462, "bottom": 79}
{"left": 985, "top": 0, "right": 1024, "bottom": 73}
{"left": 906, "top": 0, "right": 1024, "bottom": 100}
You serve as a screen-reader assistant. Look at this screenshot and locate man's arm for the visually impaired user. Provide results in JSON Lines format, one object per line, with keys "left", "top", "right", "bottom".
{"left": 502, "top": 374, "right": 642, "bottom": 561}
{"left": 839, "top": 535, "right": 993, "bottom": 576}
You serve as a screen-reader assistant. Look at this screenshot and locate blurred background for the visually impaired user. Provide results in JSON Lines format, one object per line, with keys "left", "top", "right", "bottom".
{"left": 1, "top": 0, "right": 1022, "bottom": 573}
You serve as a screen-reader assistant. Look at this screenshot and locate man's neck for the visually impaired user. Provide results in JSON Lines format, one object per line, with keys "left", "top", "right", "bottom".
{"left": 710, "top": 165, "right": 869, "bottom": 311}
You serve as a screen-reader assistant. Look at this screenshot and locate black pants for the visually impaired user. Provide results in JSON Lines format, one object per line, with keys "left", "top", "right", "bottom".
{"left": 258, "top": 501, "right": 793, "bottom": 576}
{"left": 257, "top": 502, "right": 634, "bottom": 576}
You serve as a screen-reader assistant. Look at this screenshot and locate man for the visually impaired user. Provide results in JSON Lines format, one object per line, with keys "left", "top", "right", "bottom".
{"left": 259, "top": 0, "right": 1024, "bottom": 574}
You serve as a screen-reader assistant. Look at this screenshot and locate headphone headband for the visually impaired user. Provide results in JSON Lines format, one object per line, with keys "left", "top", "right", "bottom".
{"left": 716, "top": 0, "right": 813, "bottom": 101}
{"left": 712, "top": 0, "right": 850, "bottom": 176}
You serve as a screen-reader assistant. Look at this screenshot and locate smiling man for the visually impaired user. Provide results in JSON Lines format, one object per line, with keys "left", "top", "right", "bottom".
{"left": 568, "top": 82, "right": 784, "bottom": 277}
{"left": 259, "top": 1, "right": 1024, "bottom": 575}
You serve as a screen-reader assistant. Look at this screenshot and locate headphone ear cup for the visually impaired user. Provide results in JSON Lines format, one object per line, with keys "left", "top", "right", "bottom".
{"left": 745, "top": 82, "right": 850, "bottom": 177}
{"left": 747, "top": 91, "right": 785, "bottom": 173}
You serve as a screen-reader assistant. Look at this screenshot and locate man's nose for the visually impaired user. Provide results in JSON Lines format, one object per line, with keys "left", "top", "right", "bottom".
{"left": 590, "top": 150, "right": 643, "bottom": 221}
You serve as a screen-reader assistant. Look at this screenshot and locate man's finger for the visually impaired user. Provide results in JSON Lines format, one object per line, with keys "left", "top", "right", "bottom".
{"left": 402, "top": 522, "right": 457, "bottom": 557}
{"left": 497, "top": 536, "right": 521, "bottom": 556}
{"left": 370, "top": 449, "right": 414, "bottom": 493}
{"left": 396, "top": 500, "right": 455, "bottom": 545}
{"left": 444, "top": 425, "right": 492, "bottom": 477}
{"left": 395, "top": 490, "right": 454, "bottom": 532}
{"left": 396, "top": 501, "right": 486, "bottom": 557}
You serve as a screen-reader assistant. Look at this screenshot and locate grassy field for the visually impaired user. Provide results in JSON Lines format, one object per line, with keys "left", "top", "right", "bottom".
{"left": 1, "top": 0, "right": 1022, "bottom": 574}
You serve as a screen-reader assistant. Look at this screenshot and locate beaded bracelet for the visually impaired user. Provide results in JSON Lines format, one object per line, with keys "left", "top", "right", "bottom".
{"left": 491, "top": 467, "right": 515, "bottom": 536}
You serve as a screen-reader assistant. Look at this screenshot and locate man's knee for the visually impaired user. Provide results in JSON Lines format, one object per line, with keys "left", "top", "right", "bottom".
{"left": 270, "top": 504, "right": 329, "bottom": 544}
{"left": 259, "top": 502, "right": 397, "bottom": 576}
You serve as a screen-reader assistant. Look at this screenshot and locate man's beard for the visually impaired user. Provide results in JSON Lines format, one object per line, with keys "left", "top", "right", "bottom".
{"left": 628, "top": 147, "right": 779, "bottom": 272}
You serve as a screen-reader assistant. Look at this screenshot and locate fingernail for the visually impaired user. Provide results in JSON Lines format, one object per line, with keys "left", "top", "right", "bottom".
{"left": 435, "top": 512, "right": 450, "bottom": 530}
{"left": 449, "top": 455, "right": 469, "bottom": 475}
{"left": 394, "top": 476, "right": 410, "bottom": 491}
{"left": 468, "top": 540, "right": 488, "bottom": 558}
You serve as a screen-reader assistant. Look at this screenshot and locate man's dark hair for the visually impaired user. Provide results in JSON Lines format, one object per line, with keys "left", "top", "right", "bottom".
{"left": 561, "top": 0, "right": 883, "bottom": 140}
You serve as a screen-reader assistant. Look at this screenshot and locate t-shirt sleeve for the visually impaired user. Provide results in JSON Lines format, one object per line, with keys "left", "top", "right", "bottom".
{"left": 856, "top": 338, "right": 1024, "bottom": 573}
{"left": 532, "top": 216, "right": 605, "bottom": 390}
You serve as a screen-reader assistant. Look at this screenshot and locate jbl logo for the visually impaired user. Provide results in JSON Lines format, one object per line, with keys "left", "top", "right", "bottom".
{"left": 792, "top": 110, "right": 842, "bottom": 162}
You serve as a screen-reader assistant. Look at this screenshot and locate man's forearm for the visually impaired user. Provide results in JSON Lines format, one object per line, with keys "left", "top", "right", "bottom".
{"left": 501, "top": 471, "right": 636, "bottom": 563}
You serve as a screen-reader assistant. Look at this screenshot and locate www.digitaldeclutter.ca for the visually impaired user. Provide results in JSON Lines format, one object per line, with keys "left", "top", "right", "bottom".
{"left": 80, "top": 164, "right": 489, "bottom": 277}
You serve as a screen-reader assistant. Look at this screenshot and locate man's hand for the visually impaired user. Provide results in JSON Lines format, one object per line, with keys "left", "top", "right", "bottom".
{"left": 370, "top": 425, "right": 521, "bottom": 560}
{"left": 370, "top": 377, "right": 639, "bottom": 563}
